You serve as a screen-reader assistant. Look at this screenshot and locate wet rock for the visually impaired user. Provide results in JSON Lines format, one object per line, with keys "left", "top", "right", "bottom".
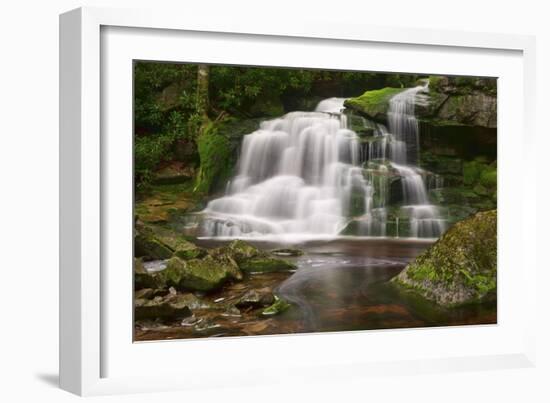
{"left": 134, "top": 227, "right": 173, "bottom": 260}
{"left": 225, "top": 239, "right": 262, "bottom": 261}
{"left": 392, "top": 210, "right": 497, "bottom": 306}
{"left": 212, "top": 240, "right": 297, "bottom": 273}
{"left": 134, "top": 294, "right": 193, "bottom": 321}
{"left": 134, "top": 258, "right": 165, "bottom": 290}
{"left": 149, "top": 226, "right": 207, "bottom": 260}
{"left": 262, "top": 296, "right": 292, "bottom": 316}
{"left": 160, "top": 255, "right": 242, "bottom": 292}
{"left": 135, "top": 288, "right": 155, "bottom": 300}
{"left": 344, "top": 87, "right": 405, "bottom": 121}
{"left": 235, "top": 289, "right": 275, "bottom": 309}
{"left": 152, "top": 161, "right": 195, "bottom": 185}
{"left": 238, "top": 257, "right": 296, "bottom": 274}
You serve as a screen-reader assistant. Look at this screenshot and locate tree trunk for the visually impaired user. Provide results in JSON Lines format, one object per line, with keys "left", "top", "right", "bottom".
{"left": 196, "top": 64, "right": 210, "bottom": 119}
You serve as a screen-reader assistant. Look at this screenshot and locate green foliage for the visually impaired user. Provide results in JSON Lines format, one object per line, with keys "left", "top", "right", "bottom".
{"left": 429, "top": 75, "right": 444, "bottom": 90}
{"left": 135, "top": 132, "right": 183, "bottom": 191}
{"left": 134, "top": 62, "right": 197, "bottom": 131}
{"left": 480, "top": 169, "right": 497, "bottom": 189}
{"left": 194, "top": 122, "right": 233, "bottom": 194}
{"left": 463, "top": 160, "right": 484, "bottom": 185}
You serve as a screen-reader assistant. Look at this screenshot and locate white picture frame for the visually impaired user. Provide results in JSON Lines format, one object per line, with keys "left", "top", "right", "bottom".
{"left": 60, "top": 6, "right": 537, "bottom": 396}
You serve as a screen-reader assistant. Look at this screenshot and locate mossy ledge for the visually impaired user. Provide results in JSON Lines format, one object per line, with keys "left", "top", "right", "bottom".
{"left": 392, "top": 210, "right": 497, "bottom": 307}
{"left": 343, "top": 87, "right": 404, "bottom": 122}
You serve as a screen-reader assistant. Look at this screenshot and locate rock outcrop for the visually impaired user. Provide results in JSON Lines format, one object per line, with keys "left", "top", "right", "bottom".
{"left": 134, "top": 234, "right": 297, "bottom": 293}
{"left": 392, "top": 210, "right": 497, "bottom": 306}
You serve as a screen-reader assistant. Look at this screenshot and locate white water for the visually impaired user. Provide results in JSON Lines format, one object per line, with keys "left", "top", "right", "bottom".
{"left": 200, "top": 85, "right": 446, "bottom": 239}
{"left": 386, "top": 82, "right": 446, "bottom": 238}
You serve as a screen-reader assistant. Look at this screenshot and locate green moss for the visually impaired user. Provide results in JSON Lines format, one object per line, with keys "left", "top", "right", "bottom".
{"left": 194, "top": 122, "right": 233, "bottom": 194}
{"left": 428, "top": 75, "right": 444, "bottom": 91}
{"left": 463, "top": 160, "right": 484, "bottom": 185}
{"left": 480, "top": 169, "right": 497, "bottom": 189}
{"left": 134, "top": 231, "right": 173, "bottom": 260}
{"left": 238, "top": 257, "right": 297, "bottom": 274}
{"left": 262, "top": 296, "right": 291, "bottom": 316}
{"left": 393, "top": 210, "right": 497, "bottom": 306}
{"left": 160, "top": 255, "right": 241, "bottom": 292}
{"left": 344, "top": 87, "right": 404, "bottom": 120}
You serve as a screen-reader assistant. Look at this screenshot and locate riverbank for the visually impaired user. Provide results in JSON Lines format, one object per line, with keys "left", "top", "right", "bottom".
{"left": 135, "top": 237, "right": 496, "bottom": 341}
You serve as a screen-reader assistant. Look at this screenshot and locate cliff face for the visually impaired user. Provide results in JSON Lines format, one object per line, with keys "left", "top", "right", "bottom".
{"left": 418, "top": 76, "right": 497, "bottom": 129}
{"left": 343, "top": 76, "right": 497, "bottom": 160}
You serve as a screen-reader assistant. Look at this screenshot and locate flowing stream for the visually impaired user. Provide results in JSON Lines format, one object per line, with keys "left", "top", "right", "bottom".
{"left": 200, "top": 81, "right": 446, "bottom": 240}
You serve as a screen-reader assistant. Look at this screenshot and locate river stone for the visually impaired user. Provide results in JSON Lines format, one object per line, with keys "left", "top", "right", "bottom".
{"left": 149, "top": 226, "right": 207, "bottom": 260}
{"left": 238, "top": 257, "right": 296, "bottom": 274}
{"left": 160, "top": 255, "right": 242, "bottom": 292}
{"left": 235, "top": 289, "right": 275, "bottom": 309}
{"left": 134, "top": 258, "right": 165, "bottom": 290}
{"left": 211, "top": 240, "right": 297, "bottom": 273}
{"left": 134, "top": 229, "right": 173, "bottom": 260}
{"left": 262, "top": 296, "right": 292, "bottom": 316}
{"left": 134, "top": 294, "right": 192, "bottom": 321}
{"left": 392, "top": 210, "right": 497, "bottom": 306}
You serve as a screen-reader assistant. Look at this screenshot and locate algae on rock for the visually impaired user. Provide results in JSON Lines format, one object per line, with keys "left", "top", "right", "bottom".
{"left": 392, "top": 210, "right": 497, "bottom": 306}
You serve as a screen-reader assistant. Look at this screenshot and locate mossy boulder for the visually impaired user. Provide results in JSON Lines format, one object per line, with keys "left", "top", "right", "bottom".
{"left": 344, "top": 87, "right": 405, "bottom": 121}
{"left": 134, "top": 258, "right": 166, "bottom": 290}
{"left": 134, "top": 229, "right": 173, "bottom": 260}
{"left": 238, "top": 257, "right": 297, "bottom": 274}
{"left": 134, "top": 223, "right": 206, "bottom": 261}
{"left": 212, "top": 240, "right": 298, "bottom": 273}
{"left": 160, "top": 255, "right": 242, "bottom": 292}
{"left": 152, "top": 228, "right": 206, "bottom": 260}
{"left": 392, "top": 210, "right": 497, "bottom": 306}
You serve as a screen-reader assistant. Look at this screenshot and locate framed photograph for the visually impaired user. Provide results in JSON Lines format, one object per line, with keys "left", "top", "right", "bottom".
{"left": 60, "top": 6, "right": 537, "bottom": 396}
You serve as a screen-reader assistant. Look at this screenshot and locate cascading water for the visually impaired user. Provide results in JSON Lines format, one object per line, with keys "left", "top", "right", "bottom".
{"left": 199, "top": 82, "right": 446, "bottom": 240}
{"left": 386, "top": 82, "right": 447, "bottom": 238}
{"left": 201, "top": 98, "right": 373, "bottom": 239}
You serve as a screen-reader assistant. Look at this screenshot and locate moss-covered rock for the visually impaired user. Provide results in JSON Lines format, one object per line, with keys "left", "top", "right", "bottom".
{"left": 392, "top": 210, "right": 497, "bottom": 306}
{"left": 134, "top": 294, "right": 193, "bottom": 321}
{"left": 262, "top": 296, "right": 292, "bottom": 316}
{"left": 238, "top": 257, "right": 297, "bottom": 274}
{"left": 134, "top": 229, "right": 173, "bottom": 260}
{"left": 134, "top": 258, "right": 166, "bottom": 290}
{"left": 160, "top": 255, "right": 242, "bottom": 292}
{"left": 135, "top": 223, "right": 206, "bottom": 261}
{"left": 212, "top": 240, "right": 298, "bottom": 273}
{"left": 344, "top": 87, "right": 405, "bottom": 121}
{"left": 151, "top": 226, "right": 206, "bottom": 260}
{"left": 226, "top": 239, "right": 262, "bottom": 261}
{"left": 235, "top": 289, "right": 275, "bottom": 309}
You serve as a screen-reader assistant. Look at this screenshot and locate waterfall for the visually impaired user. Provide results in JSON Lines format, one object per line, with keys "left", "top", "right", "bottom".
{"left": 202, "top": 98, "right": 374, "bottom": 239}
{"left": 199, "top": 84, "right": 446, "bottom": 240}
{"left": 386, "top": 82, "right": 446, "bottom": 238}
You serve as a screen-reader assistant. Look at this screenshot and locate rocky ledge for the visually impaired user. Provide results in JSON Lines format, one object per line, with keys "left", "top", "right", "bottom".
{"left": 392, "top": 210, "right": 497, "bottom": 306}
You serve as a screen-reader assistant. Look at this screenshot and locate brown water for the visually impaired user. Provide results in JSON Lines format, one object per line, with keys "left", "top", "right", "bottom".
{"left": 135, "top": 238, "right": 496, "bottom": 341}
